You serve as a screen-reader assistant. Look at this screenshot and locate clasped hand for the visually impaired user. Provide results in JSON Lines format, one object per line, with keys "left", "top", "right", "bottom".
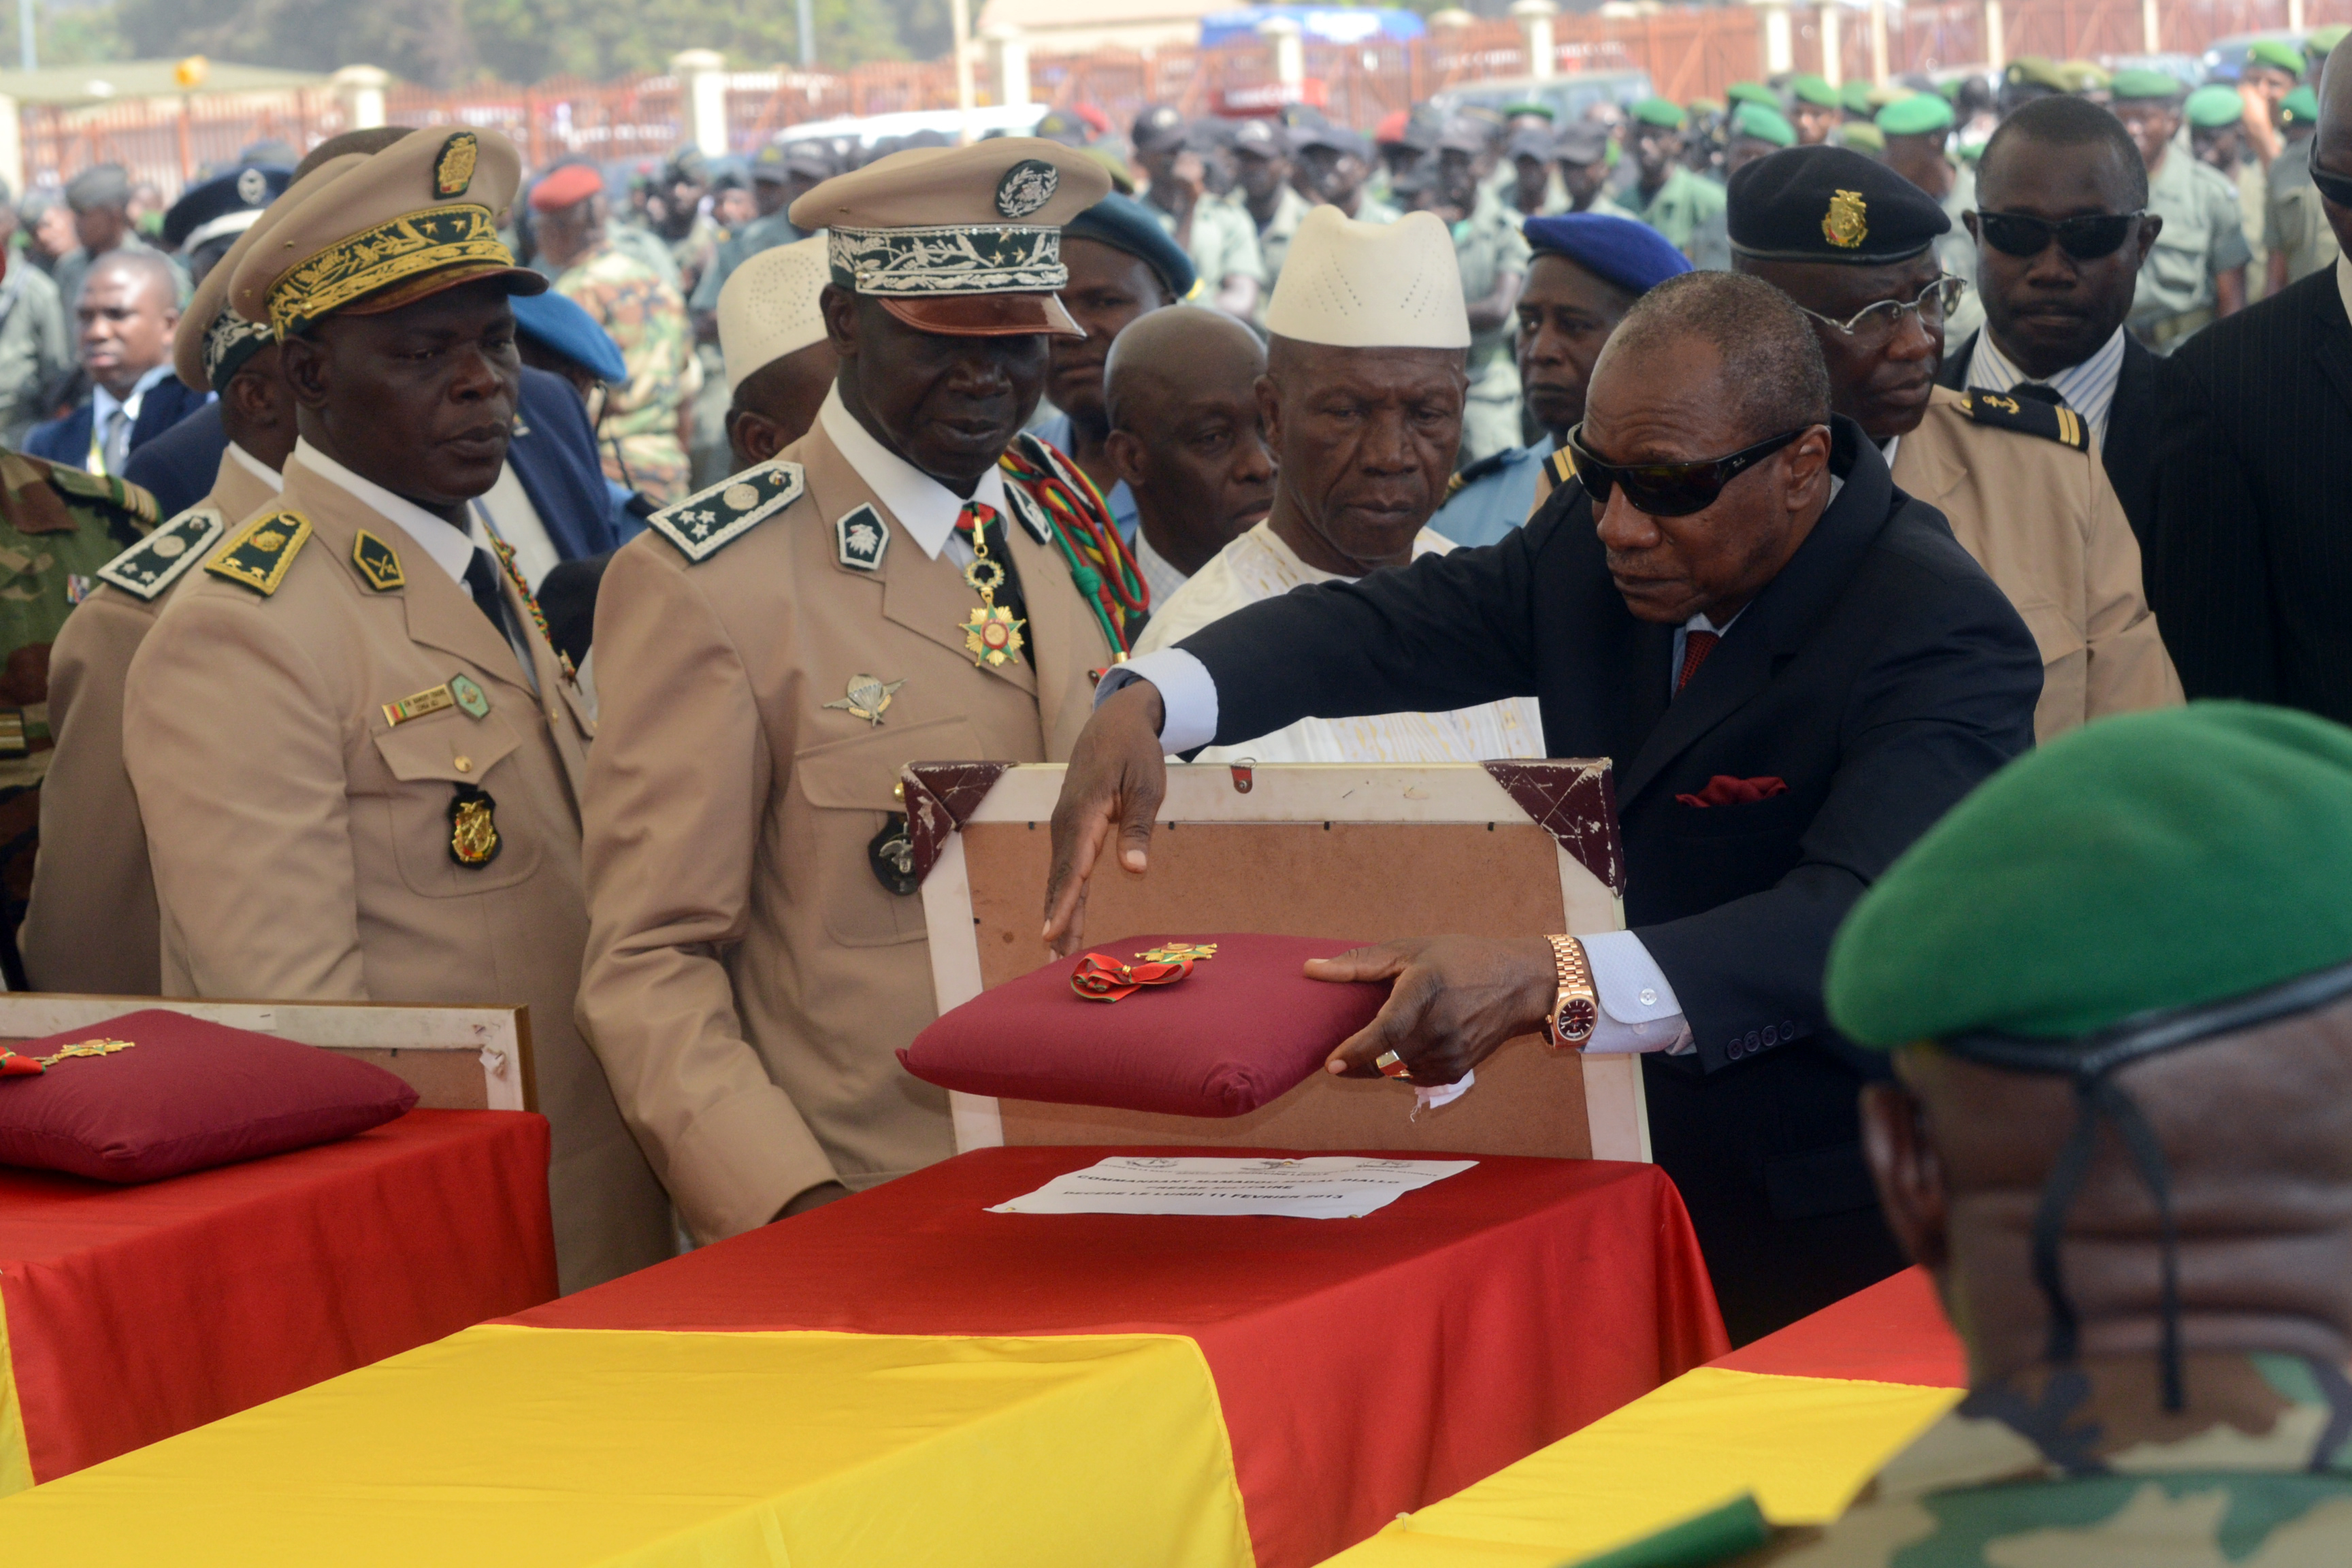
{"left": 1041, "top": 683, "right": 1560, "bottom": 1085}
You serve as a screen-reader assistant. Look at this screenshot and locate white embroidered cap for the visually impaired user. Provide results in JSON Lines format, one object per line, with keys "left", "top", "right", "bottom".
{"left": 1262, "top": 206, "right": 1471, "bottom": 350}
{"left": 719, "top": 235, "right": 833, "bottom": 392}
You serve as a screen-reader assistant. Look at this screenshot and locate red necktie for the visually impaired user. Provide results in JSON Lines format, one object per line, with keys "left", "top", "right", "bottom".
{"left": 1676, "top": 630, "right": 1719, "bottom": 694}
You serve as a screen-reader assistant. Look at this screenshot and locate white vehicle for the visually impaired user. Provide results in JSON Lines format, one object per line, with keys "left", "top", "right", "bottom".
{"left": 775, "top": 103, "right": 1054, "bottom": 152}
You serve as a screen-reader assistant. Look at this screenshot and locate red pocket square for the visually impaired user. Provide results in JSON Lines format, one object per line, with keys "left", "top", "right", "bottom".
{"left": 1676, "top": 774, "right": 1790, "bottom": 808}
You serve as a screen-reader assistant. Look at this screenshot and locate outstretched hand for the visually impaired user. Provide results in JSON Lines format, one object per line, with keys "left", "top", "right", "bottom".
{"left": 1042, "top": 680, "right": 1171, "bottom": 956}
{"left": 1310, "top": 936, "right": 1560, "bottom": 1085}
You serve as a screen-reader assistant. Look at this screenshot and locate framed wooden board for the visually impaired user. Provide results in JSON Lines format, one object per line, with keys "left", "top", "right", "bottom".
{"left": 909, "top": 760, "right": 1648, "bottom": 1162}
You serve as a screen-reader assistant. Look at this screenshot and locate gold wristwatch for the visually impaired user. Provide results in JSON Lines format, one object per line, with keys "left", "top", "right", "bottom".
{"left": 1546, "top": 934, "right": 1599, "bottom": 1048}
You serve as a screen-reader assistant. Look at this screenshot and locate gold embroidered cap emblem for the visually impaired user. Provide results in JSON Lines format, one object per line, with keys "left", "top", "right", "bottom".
{"left": 435, "top": 131, "right": 479, "bottom": 198}
{"left": 823, "top": 673, "right": 906, "bottom": 728}
{"left": 1823, "top": 189, "right": 1868, "bottom": 250}
{"left": 448, "top": 784, "right": 500, "bottom": 867}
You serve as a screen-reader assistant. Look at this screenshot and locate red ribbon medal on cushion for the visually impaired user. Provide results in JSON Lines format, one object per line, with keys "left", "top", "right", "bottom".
{"left": 0, "top": 1047, "right": 41, "bottom": 1077}
{"left": 1071, "top": 942, "right": 1220, "bottom": 1003}
{"left": 0, "top": 1037, "right": 134, "bottom": 1079}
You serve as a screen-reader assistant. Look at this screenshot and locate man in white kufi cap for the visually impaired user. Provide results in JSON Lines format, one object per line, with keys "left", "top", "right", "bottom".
{"left": 1133, "top": 205, "right": 1542, "bottom": 764}
{"left": 715, "top": 235, "right": 836, "bottom": 470}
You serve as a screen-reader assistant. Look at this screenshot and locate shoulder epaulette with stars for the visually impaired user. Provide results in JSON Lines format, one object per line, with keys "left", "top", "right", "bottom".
{"left": 46, "top": 461, "right": 159, "bottom": 524}
{"left": 646, "top": 460, "right": 806, "bottom": 563}
{"left": 1443, "top": 446, "right": 1518, "bottom": 502}
{"left": 1959, "top": 389, "right": 2089, "bottom": 451}
{"left": 95, "top": 505, "right": 225, "bottom": 602}
{"left": 203, "top": 508, "right": 312, "bottom": 597}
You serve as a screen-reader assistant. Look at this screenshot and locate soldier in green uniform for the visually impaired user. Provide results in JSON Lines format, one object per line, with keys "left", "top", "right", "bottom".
{"left": 0, "top": 450, "right": 152, "bottom": 984}
{"left": 1131, "top": 106, "right": 1267, "bottom": 321}
{"left": 687, "top": 143, "right": 826, "bottom": 324}
{"left": 1788, "top": 74, "right": 1842, "bottom": 146}
{"left": 1229, "top": 117, "right": 1313, "bottom": 308}
{"left": 2187, "top": 84, "right": 2268, "bottom": 304}
{"left": 2111, "top": 69, "right": 2250, "bottom": 352}
{"left": 1433, "top": 116, "right": 1532, "bottom": 467}
{"left": 2267, "top": 85, "right": 2337, "bottom": 293}
{"left": 1292, "top": 124, "right": 1400, "bottom": 225}
{"left": 1878, "top": 93, "right": 1984, "bottom": 352}
{"left": 1624, "top": 97, "right": 1727, "bottom": 261}
{"left": 1590, "top": 703, "right": 2352, "bottom": 1565}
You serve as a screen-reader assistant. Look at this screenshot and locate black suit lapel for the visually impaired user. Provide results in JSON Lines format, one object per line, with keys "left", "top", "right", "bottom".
{"left": 1936, "top": 330, "right": 1975, "bottom": 391}
{"left": 1616, "top": 421, "right": 1893, "bottom": 807}
{"left": 2309, "top": 272, "right": 2352, "bottom": 425}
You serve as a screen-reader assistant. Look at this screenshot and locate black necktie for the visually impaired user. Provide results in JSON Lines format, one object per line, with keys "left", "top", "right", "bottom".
{"left": 463, "top": 550, "right": 513, "bottom": 645}
{"left": 2010, "top": 382, "right": 2067, "bottom": 407}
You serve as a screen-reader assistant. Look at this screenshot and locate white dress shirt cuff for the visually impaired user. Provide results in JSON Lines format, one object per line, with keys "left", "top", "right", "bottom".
{"left": 1097, "top": 649, "right": 1220, "bottom": 754}
{"left": 1575, "top": 928, "right": 1695, "bottom": 1056}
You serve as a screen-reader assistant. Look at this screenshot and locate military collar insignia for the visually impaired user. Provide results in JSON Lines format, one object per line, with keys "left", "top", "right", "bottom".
{"left": 203, "top": 508, "right": 313, "bottom": 596}
{"left": 96, "top": 506, "right": 225, "bottom": 602}
{"left": 835, "top": 503, "right": 889, "bottom": 572}
{"left": 646, "top": 460, "right": 806, "bottom": 563}
{"left": 352, "top": 528, "right": 406, "bottom": 591}
{"left": 435, "top": 131, "right": 479, "bottom": 199}
{"left": 201, "top": 308, "right": 275, "bottom": 389}
{"left": 824, "top": 672, "right": 906, "bottom": 726}
{"left": 1000, "top": 479, "right": 1056, "bottom": 546}
{"left": 827, "top": 225, "right": 1065, "bottom": 297}
{"left": 1823, "top": 189, "right": 1868, "bottom": 249}
{"left": 995, "top": 159, "right": 1060, "bottom": 220}
{"left": 1960, "top": 388, "right": 2089, "bottom": 450}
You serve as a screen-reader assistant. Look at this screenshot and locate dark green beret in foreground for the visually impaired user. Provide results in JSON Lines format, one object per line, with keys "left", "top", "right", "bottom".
{"left": 1826, "top": 703, "right": 2352, "bottom": 1047}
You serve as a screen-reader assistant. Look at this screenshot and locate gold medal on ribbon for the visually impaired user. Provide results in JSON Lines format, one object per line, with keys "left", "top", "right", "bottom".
{"left": 958, "top": 508, "right": 1026, "bottom": 668}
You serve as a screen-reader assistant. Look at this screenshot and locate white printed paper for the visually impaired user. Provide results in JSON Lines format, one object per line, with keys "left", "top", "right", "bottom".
{"left": 988, "top": 1156, "right": 1477, "bottom": 1220}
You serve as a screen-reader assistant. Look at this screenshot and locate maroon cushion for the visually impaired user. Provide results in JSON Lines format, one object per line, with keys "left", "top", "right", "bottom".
{"left": 900, "top": 933, "right": 1392, "bottom": 1117}
{"left": 0, "top": 1009, "right": 419, "bottom": 1183}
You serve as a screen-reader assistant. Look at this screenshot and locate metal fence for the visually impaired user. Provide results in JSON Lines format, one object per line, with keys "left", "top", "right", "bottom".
{"left": 18, "top": 0, "right": 2352, "bottom": 199}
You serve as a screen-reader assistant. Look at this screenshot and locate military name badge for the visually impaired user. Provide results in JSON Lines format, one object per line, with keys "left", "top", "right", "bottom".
{"left": 448, "top": 784, "right": 500, "bottom": 867}
{"left": 836, "top": 504, "right": 889, "bottom": 572}
{"left": 824, "top": 672, "right": 904, "bottom": 727}
{"left": 203, "top": 509, "right": 313, "bottom": 596}
{"left": 436, "top": 131, "right": 479, "bottom": 199}
{"left": 97, "top": 506, "right": 225, "bottom": 602}
{"left": 353, "top": 529, "right": 405, "bottom": 591}
{"left": 647, "top": 460, "right": 806, "bottom": 564}
{"left": 1823, "top": 190, "right": 1867, "bottom": 250}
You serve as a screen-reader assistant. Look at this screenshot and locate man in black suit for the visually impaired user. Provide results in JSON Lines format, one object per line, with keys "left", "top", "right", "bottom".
{"left": 24, "top": 250, "right": 203, "bottom": 473}
{"left": 1043, "top": 271, "right": 2042, "bottom": 1341}
{"left": 1936, "top": 95, "right": 2164, "bottom": 550}
{"left": 2151, "top": 56, "right": 2352, "bottom": 722}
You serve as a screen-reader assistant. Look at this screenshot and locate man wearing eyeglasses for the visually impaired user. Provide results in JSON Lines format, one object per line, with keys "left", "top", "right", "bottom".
{"left": 1041, "top": 267, "right": 2043, "bottom": 1340}
{"left": 1731, "top": 145, "right": 2180, "bottom": 742}
{"left": 2152, "top": 47, "right": 2352, "bottom": 724}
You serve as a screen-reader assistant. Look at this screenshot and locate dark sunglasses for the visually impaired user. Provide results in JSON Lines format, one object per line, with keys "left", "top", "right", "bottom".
{"left": 1976, "top": 209, "right": 2146, "bottom": 261}
{"left": 1564, "top": 423, "right": 1816, "bottom": 517}
{"left": 2308, "top": 142, "right": 2352, "bottom": 210}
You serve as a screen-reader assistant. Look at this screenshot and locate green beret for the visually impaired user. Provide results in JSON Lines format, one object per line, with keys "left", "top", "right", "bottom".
{"left": 2057, "top": 59, "right": 2112, "bottom": 92}
{"left": 1827, "top": 704, "right": 2352, "bottom": 1048}
{"left": 2283, "top": 84, "right": 2322, "bottom": 127}
{"left": 2108, "top": 67, "right": 2184, "bottom": 102}
{"left": 2185, "top": 84, "right": 2246, "bottom": 128}
{"left": 1502, "top": 100, "right": 1555, "bottom": 121}
{"left": 1730, "top": 103, "right": 1797, "bottom": 147}
{"left": 2309, "top": 24, "right": 2351, "bottom": 58}
{"left": 1955, "top": 137, "right": 1987, "bottom": 163}
{"left": 1841, "top": 80, "right": 1875, "bottom": 116}
{"left": 1789, "top": 73, "right": 1840, "bottom": 109}
{"left": 1937, "top": 78, "right": 1964, "bottom": 101}
{"left": 1631, "top": 96, "right": 1686, "bottom": 129}
{"left": 2246, "top": 38, "right": 2305, "bottom": 76}
{"left": 1833, "top": 122, "right": 1886, "bottom": 153}
{"left": 1877, "top": 93, "right": 1954, "bottom": 136}
{"left": 2005, "top": 56, "right": 2068, "bottom": 91}
{"left": 1726, "top": 81, "right": 1779, "bottom": 109}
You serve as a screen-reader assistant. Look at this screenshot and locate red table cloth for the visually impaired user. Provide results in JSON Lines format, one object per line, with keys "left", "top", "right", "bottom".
{"left": 0, "top": 1107, "right": 556, "bottom": 1490}
{"left": 512, "top": 1145, "right": 1729, "bottom": 1568}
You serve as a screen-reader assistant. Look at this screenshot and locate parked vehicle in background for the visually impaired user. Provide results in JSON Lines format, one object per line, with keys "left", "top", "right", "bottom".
{"left": 1430, "top": 69, "right": 1655, "bottom": 126}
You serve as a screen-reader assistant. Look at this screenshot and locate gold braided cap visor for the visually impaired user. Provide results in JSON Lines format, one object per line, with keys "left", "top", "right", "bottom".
{"left": 265, "top": 203, "right": 544, "bottom": 338}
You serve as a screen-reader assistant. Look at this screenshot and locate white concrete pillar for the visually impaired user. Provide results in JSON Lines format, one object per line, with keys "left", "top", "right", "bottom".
{"left": 1869, "top": 0, "right": 1889, "bottom": 84}
{"left": 984, "top": 24, "right": 1030, "bottom": 108}
{"left": 1820, "top": 3, "right": 1842, "bottom": 88}
{"left": 1984, "top": 0, "right": 2005, "bottom": 71}
{"left": 1754, "top": 0, "right": 1795, "bottom": 76}
{"left": 949, "top": 0, "right": 977, "bottom": 144}
{"left": 1511, "top": 0, "right": 1559, "bottom": 80}
{"left": 0, "top": 94, "right": 22, "bottom": 203}
{"left": 1259, "top": 16, "right": 1305, "bottom": 93}
{"left": 329, "top": 65, "right": 389, "bottom": 131}
{"left": 2140, "top": 0, "right": 2160, "bottom": 54}
{"left": 670, "top": 49, "right": 729, "bottom": 159}
{"left": 2290, "top": 0, "right": 2306, "bottom": 32}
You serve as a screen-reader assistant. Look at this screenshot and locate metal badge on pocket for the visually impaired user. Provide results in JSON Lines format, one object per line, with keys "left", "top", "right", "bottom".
{"left": 868, "top": 812, "right": 918, "bottom": 896}
{"left": 449, "top": 784, "right": 501, "bottom": 868}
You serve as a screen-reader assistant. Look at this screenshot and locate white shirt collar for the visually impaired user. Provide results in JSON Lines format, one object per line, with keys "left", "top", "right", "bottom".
{"left": 1964, "top": 323, "right": 2127, "bottom": 445}
{"left": 292, "top": 438, "right": 483, "bottom": 587}
{"left": 817, "top": 384, "right": 1007, "bottom": 561}
{"left": 225, "top": 440, "right": 280, "bottom": 489}
{"left": 91, "top": 361, "right": 174, "bottom": 429}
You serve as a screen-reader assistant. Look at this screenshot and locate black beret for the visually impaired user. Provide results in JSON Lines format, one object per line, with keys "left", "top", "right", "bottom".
{"left": 163, "top": 163, "right": 293, "bottom": 252}
{"left": 1726, "top": 144, "right": 1950, "bottom": 264}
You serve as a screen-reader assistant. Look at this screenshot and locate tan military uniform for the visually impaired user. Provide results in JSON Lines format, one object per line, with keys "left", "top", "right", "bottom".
{"left": 1891, "top": 387, "right": 2182, "bottom": 740}
{"left": 577, "top": 412, "right": 1115, "bottom": 1244}
{"left": 122, "top": 451, "right": 672, "bottom": 1291}
{"left": 22, "top": 446, "right": 278, "bottom": 994}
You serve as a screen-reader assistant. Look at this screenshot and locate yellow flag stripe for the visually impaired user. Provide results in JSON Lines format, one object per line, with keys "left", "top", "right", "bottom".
{"left": 0, "top": 1289, "right": 33, "bottom": 1498}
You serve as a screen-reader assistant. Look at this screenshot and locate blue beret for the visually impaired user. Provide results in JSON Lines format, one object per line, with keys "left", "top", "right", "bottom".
{"left": 509, "top": 290, "right": 628, "bottom": 385}
{"left": 1522, "top": 212, "right": 1693, "bottom": 297}
{"left": 1062, "top": 192, "right": 1196, "bottom": 301}
{"left": 1727, "top": 144, "right": 1949, "bottom": 264}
